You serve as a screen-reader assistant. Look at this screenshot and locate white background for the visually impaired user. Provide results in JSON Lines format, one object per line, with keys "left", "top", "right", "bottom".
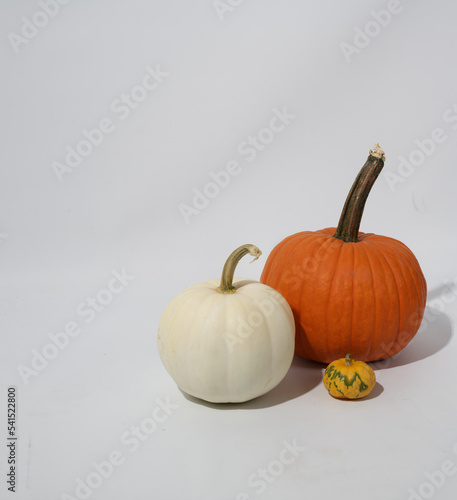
{"left": 1, "top": 1, "right": 457, "bottom": 499}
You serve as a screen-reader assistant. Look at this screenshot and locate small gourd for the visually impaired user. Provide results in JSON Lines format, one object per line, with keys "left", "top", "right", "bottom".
{"left": 323, "top": 354, "right": 376, "bottom": 399}
{"left": 158, "top": 244, "right": 295, "bottom": 403}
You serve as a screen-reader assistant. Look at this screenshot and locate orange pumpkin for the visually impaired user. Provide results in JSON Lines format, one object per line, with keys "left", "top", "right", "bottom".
{"left": 260, "top": 144, "right": 427, "bottom": 363}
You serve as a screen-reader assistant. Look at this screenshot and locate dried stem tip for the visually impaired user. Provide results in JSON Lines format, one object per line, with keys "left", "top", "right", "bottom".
{"left": 370, "top": 143, "right": 385, "bottom": 161}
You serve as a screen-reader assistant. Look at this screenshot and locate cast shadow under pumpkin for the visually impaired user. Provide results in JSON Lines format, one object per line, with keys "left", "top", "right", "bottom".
{"left": 327, "top": 382, "right": 384, "bottom": 402}
{"left": 182, "top": 286, "right": 454, "bottom": 408}
{"left": 181, "top": 356, "right": 323, "bottom": 410}
{"left": 372, "top": 285, "right": 454, "bottom": 370}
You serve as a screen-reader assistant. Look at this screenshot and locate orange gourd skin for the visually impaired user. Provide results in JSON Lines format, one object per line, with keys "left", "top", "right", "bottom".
{"left": 260, "top": 227, "right": 427, "bottom": 363}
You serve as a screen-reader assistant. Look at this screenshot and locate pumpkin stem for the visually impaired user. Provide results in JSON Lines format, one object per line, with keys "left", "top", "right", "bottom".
{"left": 345, "top": 354, "right": 353, "bottom": 366}
{"left": 217, "top": 244, "right": 262, "bottom": 294}
{"left": 333, "top": 144, "right": 385, "bottom": 243}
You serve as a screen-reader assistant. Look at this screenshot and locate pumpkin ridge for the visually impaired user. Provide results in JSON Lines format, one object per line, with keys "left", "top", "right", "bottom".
{"left": 370, "top": 242, "right": 406, "bottom": 359}
{"left": 365, "top": 234, "right": 418, "bottom": 255}
{"left": 222, "top": 293, "right": 235, "bottom": 387}
{"left": 263, "top": 305, "right": 276, "bottom": 392}
{"left": 362, "top": 242, "right": 401, "bottom": 342}
{"left": 376, "top": 241, "right": 419, "bottom": 312}
{"left": 381, "top": 238, "right": 423, "bottom": 286}
{"left": 375, "top": 239, "right": 425, "bottom": 307}
{"left": 363, "top": 242, "right": 395, "bottom": 359}
{"left": 231, "top": 293, "right": 262, "bottom": 398}
{"left": 256, "top": 291, "right": 276, "bottom": 370}
{"left": 325, "top": 240, "right": 345, "bottom": 360}
{"left": 200, "top": 292, "right": 229, "bottom": 383}
{"left": 164, "top": 287, "right": 205, "bottom": 351}
{"left": 260, "top": 233, "right": 300, "bottom": 288}
{"left": 295, "top": 234, "right": 333, "bottom": 357}
{"left": 374, "top": 240, "right": 424, "bottom": 350}
{"left": 358, "top": 242, "right": 378, "bottom": 360}
{"left": 185, "top": 291, "right": 219, "bottom": 395}
{"left": 326, "top": 239, "right": 352, "bottom": 359}
{"left": 365, "top": 236, "right": 424, "bottom": 287}
{"left": 363, "top": 241, "right": 403, "bottom": 356}
{"left": 241, "top": 293, "right": 273, "bottom": 396}
{"left": 294, "top": 235, "right": 325, "bottom": 357}
{"left": 224, "top": 292, "right": 243, "bottom": 398}
{"left": 348, "top": 246, "right": 361, "bottom": 356}
{"left": 265, "top": 232, "right": 316, "bottom": 289}
{"left": 348, "top": 242, "right": 355, "bottom": 359}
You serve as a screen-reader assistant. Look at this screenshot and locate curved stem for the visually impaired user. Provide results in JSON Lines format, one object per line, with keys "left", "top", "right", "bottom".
{"left": 345, "top": 354, "right": 353, "bottom": 366}
{"left": 217, "top": 244, "right": 262, "bottom": 294}
{"left": 333, "top": 144, "right": 385, "bottom": 243}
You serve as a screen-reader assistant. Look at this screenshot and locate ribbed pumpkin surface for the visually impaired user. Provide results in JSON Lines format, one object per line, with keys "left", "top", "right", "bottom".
{"left": 260, "top": 227, "right": 427, "bottom": 363}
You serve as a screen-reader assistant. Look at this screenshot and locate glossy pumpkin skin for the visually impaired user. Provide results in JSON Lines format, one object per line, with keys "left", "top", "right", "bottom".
{"left": 323, "top": 355, "right": 376, "bottom": 399}
{"left": 260, "top": 227, "right": 427, "bottom": 363}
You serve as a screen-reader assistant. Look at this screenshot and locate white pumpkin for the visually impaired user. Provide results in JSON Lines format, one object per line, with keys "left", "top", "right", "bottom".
{"left": 157, "top": 244, "right": 295, "bottom": 403}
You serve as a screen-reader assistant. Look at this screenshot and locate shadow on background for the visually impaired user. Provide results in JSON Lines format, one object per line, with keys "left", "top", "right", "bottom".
{"left": 182, "top": 356, "right": 323, "bottom": 410}
{"left": 360, "top": 381, "right": 384, "bottom": 400}
{"left": 326, "top": 382, "right": 384, "bottom": 402}
{"left": 373, "top": 302, "right": 453, "bottom": 370}
{"left": 183, "top": 286, "right": 455, "bottom": 407}
{"left": 182, "top": 308, "right": 453, "bottom": 407}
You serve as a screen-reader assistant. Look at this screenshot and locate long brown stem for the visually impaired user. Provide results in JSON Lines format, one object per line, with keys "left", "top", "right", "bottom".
{"left": 333, "top": 144, "right": 385, "bottom": 243}
{"left": 217, "top": 244, "right": 262, "bottom": 294}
